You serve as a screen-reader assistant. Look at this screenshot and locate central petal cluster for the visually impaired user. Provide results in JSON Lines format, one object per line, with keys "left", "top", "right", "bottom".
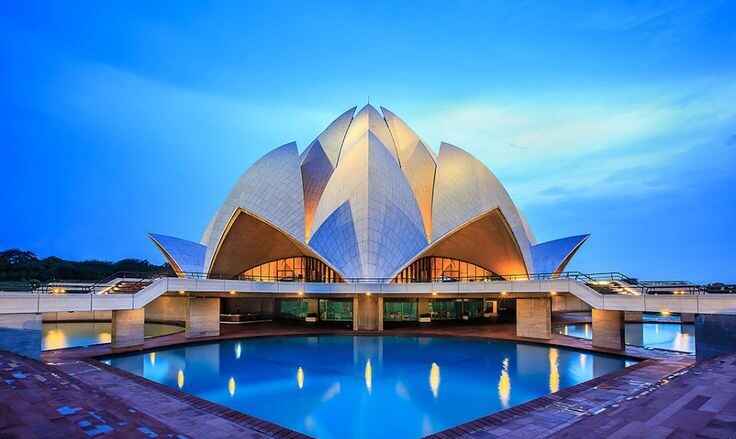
{"left": 148, "top": 104, "right": 589, "bottom": 281}
{"left": 307, "top": 105, "right": 428, "bottom": 278}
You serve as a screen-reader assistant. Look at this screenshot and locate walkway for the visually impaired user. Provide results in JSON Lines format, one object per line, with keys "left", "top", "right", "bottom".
{"left": 551, "top": 354, "right": 736, "bottom": 438}
{"left": 0, "top": 350, "right": 186, "bottom": 438}
{"left": 5, "top": 275, "right": 736, "bottom": 315}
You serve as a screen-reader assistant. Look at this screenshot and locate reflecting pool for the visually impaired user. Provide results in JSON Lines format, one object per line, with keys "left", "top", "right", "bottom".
{"left": 103, "top": 336, "right": 636, "bottom": 438}
{"left": 556, "top": 323, "right": 695, "bottom": 353}
{"left": 43, "top": 322, "right": 183, "bottom": 350}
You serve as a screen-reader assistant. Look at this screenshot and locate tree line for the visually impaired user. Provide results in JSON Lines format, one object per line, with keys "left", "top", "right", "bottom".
{"left": 0, "top": 249, "right": 172, "bottom": 282}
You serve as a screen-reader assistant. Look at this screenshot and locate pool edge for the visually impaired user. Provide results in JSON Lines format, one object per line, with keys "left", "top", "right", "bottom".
{"left": 43, "top": 323, "right": 695, "bottom": 438}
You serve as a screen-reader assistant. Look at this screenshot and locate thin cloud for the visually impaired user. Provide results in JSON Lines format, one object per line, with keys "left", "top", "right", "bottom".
{"left": 411, "top": 80, "right": 736, "bottom": 206}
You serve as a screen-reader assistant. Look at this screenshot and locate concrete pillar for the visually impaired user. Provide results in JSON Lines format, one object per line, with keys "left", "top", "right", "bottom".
{"left": 0, "top": 314, "right": 42, "bottom": 359}
{"left": 353, "top": 295, "right": 382, "bottom": 331}
{"left": 695, "top": 314, "right": 736, "bottom": 361}
{"left": 377, "top": 297, "right": 384, "bottom": 331}
{"left": 592, "top": 309, "right": 625, "bottom": 351}
{"left": 551, "top": 294, "right": 564, "bottom": 312}
{"left": 145, "top": 296, "right": 188, "bottom": 324}
{"left": 516, "top": 298, "right": 551, "bottom": 339}
{"left": 186, "top": 297, "right": 220, "bottom": 338}
{"left": 111, "top": 309, "right": 145, "bottom": 348}
{"left": 624, "top": 311, "right": 644, "bottom": 322}
{"left": 681, "top": 313, "right": 695, "bottom": 324}
{"left": 418, "top": 298, "right": 431, "bottom": 320}
{"left": 352, "top": 297, "right": 359, "bottom": 331}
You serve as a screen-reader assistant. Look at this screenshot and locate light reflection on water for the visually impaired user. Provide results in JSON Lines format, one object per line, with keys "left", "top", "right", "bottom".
{"left": 42, "top": 322, "right": 182, "bottom": 350}
{"left": 556, "top": 323, "right": 695, "bottom": 353}
{"left": 498, "top": 357, "right": 511, "bottom": 408}
{"left": 103, "top": 335, "right": 635, "bottom": 439}
{"left": 429, "top": 362, "right": 440, "bottom": 398}
{"left": 549, "top": 348, "right": 560, "bottom": 393}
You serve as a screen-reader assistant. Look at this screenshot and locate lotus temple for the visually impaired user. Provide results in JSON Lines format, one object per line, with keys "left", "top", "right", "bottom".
{"left": 2, "top": 105, "right": 736, "bottom": 438}
{"left": 154, "top": 104, "right": 589, "bottom": 283}
{"left": 147, "top": 103, "right": 591, "bottom": 327}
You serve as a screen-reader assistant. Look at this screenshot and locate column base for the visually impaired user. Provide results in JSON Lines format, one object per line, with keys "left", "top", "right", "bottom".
{"left": 112, "top": 309, "right": 145, "bottom": 348}
{"left": 516, "top": 297, "right": 551, "bottom": 339}
{"left": 592, "top": 309, "right": 625, "bottom": 351}
{"left": 186, "top": 297, "right": 220, "bottom": 338}
{"left": 353, "top": 295, "right": 383, "bottom": 331}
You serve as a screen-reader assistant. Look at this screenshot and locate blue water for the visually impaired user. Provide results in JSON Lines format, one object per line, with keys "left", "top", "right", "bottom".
{"left": 103, "top": 336, "right": 636, "bottom": 438}
{"left": 556, "top": 323, "right": 695, "bottom": 353}
{"left": 43, "top": 322, "right": 182, "bottom": 350}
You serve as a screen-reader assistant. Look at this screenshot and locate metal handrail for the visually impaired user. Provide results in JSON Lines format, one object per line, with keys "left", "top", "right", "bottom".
{"left": 4, "top": 270, "right": 734, "bottom": 296}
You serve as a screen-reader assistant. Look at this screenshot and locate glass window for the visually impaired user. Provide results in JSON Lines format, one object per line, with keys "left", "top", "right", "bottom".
{"left": 280, "top": 299, "right": 307, "bottom": 319}
{"left": 392, "top": 256, "right": 499, "bottom": 283}
{"left": 384, "top": 300, "right": 418, "bottom": 321}
{"left": 429, "top": 299, "right": 457, "bottom": 320}
{"left": 240, "top": 257, "right": 342, "bottom": 283}
{"left": 319, "top": 299, "right": 353, "bottom": 321}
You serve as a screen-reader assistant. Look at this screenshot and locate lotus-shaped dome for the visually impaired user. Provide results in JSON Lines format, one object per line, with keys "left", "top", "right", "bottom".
{"left": 149, "top": 104, "right": 589, "bottom": 281}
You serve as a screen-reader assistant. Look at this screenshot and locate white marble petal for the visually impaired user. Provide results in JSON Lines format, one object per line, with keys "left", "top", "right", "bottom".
{"left": 432, "top": 142, "right": 534, "bottom": 273}
{"left": 201, "top": 142, "right": 304, "bottom": 273}
{"left": 300, "top": 106, "right": 355, "bottom": 167}
{"left": 532, "top": 234, "right": 590, "bottom": 274}
{"left": 310, "top": 130, "right": 426, "bottom": 279}
{"left": 301, "top": 107, "right": 355, "bottom": 241}
{"left": 381, "top": 106, "right": 437, "bottom": 241}
{"left": 148, "top": 233, "right": 206, "bottom": 277}
{"left": 340, "top": 104, "right": 398, "bottom": 165}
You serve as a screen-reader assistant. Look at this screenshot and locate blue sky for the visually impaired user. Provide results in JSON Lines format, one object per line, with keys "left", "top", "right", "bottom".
{"left": 1, "top": 1, "right": 735, "bottom": 282}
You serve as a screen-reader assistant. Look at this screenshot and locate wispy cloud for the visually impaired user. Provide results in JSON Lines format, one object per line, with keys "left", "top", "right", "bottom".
{"left": 412, "top": 79, "right": 736, "bottom": 206}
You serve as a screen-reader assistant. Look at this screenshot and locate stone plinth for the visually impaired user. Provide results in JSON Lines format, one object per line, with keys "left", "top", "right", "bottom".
{"left": 592, "top": 309, "right": 625, "bottom": 351}
{"left": 186, "top": 297, "right": 220, "bottom": 338}
{"left": 516, "top": 298, "right": 551, "bottom": 339}
{"left": 111, "top": 309, "right": 145, "bottom": 348}
{"left": 353, "top": 295, "right": 383, "bottom": 331}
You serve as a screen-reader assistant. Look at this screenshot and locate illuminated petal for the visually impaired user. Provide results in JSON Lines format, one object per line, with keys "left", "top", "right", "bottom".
{"left": 148, "top": 233, "right": 206, "bottom": 277}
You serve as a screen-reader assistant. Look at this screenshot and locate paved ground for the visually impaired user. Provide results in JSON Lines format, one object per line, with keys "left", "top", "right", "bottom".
{"left": 0, "top": 350, "right": 186, "bottom": 438}
{"left": 551, "top": 355, "right": 736, "bottom": 439}
{"left": 7, "top": 321, "right": 736, "bottom": 438}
